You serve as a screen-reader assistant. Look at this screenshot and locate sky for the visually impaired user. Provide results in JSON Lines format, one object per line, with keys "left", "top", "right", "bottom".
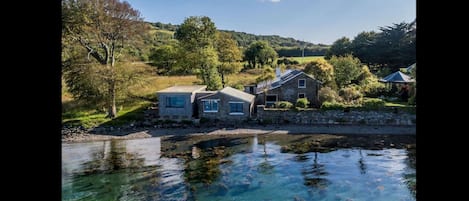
{"left": 125, "top": 0, "right": 415, "bottom": 45}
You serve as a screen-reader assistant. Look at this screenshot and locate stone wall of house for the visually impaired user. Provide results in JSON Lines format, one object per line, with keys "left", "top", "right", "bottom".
{"left": 256, "top": 105, "right": 416, "bottom": 126}
{"left": 198, "top": 93, "right": 254, "bottom": 121}
{"left": 258, "top": 73, "right": 321, "bottom": 107}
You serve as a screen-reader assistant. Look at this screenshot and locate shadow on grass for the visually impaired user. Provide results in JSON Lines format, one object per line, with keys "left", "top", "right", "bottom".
{"left": 88, "top": 104, "right": 149, "bottom": 136}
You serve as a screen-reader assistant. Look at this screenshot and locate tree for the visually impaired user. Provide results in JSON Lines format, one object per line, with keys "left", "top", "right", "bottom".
{"left": 62, "top": 0, "right": 147, "bottom": 118}
{"left": 350, "top": 31, "right": 377, "bottom": 65}
{"left": 175, "top": 16, "right": 216, "bottom": 50}
{"left": 244, "top": 41, "right": 278, "bottom": 69}
{"left": 328, "top": 55, "right": 363, "bottom": 88}
{"left": 175, "top": 16, "right": 222, "bottom": 90}
{"left": 149, "top": 44, "right": 179, "bottom": 75}
{"left": 304, "top": 58, "right": 335, "bottom": 89}
{"left": 325, "top": 37, "right": 352, "bottom": 59}
{"left": 215, "top": 32, "right": 243, "bottom": 87}
{"left": 357, "top": 65, "right": 385, "bottom": 97}
{"left": 370, "top": 22, "right": 416, "bottom": 71}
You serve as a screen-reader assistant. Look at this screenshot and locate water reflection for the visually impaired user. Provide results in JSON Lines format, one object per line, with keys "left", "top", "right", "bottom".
{"left": 63, "top": 134, "right": 416, "bottom": 201}
{"left": 358, "top": 149, "right": 367, "bottom": 174}
{"left": 62, "top": 138, "right": 187, "bottom": 201}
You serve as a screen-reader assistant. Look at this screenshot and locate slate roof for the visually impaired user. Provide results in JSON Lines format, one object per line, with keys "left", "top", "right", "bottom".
{"left": 379, "top": 71, "right": 415, "bottom": 83}
{"left": 157, "top": 85, "right": 207, "bottom": 93}
{"left": 220, "top": 87, "right": 255, "bottom": 102}
{"left": 256, "top": 69, "right": 317, "bottom": 94}
{"left": 198, "top": 87, "right": 255, "bottom": 102}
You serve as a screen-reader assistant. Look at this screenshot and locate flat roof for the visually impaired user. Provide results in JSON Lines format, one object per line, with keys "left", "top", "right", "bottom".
{"left": 157, "top": 85, "right": 207, "bottom": 93}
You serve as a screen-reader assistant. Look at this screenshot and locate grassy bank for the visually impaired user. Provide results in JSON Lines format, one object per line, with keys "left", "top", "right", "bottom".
{"left": 286, "top": 56, "right": 324, "bottom": 64}
{"left": 62, "top": 70, "right": 260, "bottom": 128}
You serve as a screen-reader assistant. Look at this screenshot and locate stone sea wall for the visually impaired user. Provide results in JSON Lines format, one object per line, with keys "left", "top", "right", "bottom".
{"left": 257, "top": 105, "right": 416, "bottom": 126}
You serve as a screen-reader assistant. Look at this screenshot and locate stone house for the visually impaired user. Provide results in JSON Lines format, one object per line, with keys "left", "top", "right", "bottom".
{"left": 255, "top": 69, "right": 321, "bottom": 108}
{"left": 156, "top": 85, "right": 207, "bottom": 120}
{"left": 197, "top": 87, "right": 255, "bottom": 121}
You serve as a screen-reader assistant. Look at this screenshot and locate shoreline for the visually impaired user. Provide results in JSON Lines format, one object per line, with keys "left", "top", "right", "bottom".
{"left": 62, "top": 124, "right": 416, "bottom": 143}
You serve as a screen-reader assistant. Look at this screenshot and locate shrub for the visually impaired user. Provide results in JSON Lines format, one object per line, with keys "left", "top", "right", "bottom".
{"left": 200, "top": 117, "right": 210, "bottom": 124}
{"left": 359, "top": 76, "right": 386, "bottom": 98}
{"left": 275, "top": 101, "right": 293, "bottom": 109}
{"left": 233, "top": 84, "right": 245, "bottom": 91}
{"left": 296, "top": 98, "right": 310, "bottom": 108}
{"left": 362, "top": 98, "right": 385, "bottom": 110}
{"left": 408, "top": 93, "right": 416, "bottom": 105}
{"left": 339, "top": 85, "right": 363, "bottom": 104}
{"left": 321, "top": 101, "right": 346, "bottom": 110}
{"left": 318, "top": 87, "right": 341, "bottom": 104}
{"left": 181, "top": 119, "right": 193, "bottom": 125}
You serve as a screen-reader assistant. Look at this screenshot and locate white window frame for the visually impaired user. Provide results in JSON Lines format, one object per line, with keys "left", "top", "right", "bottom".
{"left": 202, "top": 99, "right": 219, "bottom": 113}
{"left": 229, "top": 101, "right": 244, "bottom": 115}
{"left": 298, "top": 79, "right": 306, "bottom": 88}
{"left": 298, "top": 93, "right": 306, "bottom": 99}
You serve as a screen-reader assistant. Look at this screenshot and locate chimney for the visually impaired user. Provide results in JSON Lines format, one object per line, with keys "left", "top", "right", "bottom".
{"left": 275, "top": 67, "right": 281, "bottom": 78}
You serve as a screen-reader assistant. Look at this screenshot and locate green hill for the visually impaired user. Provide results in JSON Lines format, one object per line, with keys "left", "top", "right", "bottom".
{"left": 148, "top": 21, "right": 329, "bottom": 57}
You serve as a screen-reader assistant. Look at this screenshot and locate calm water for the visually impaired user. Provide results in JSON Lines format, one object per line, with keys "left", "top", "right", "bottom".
{"left": 62, "top": 135, "right": 415, "bottom": 201}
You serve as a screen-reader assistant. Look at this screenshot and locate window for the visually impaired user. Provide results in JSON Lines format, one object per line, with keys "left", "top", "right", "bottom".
{"left": 265, "top": 95, "right": 277, "bottom": 107}
{"left": 298, "top": 79, "right": 306, "bottom": 88}
{"left": 203, "top": 99, "right": 219, "bottom": 112}
{"left": 166, "top": 96, "right": 185, "bottom": 108}
{"left": 229, "top": 102, "right": 244, "bottom": 115}
{"left": 298, "top": 93, "right": 305, "bottom": 99}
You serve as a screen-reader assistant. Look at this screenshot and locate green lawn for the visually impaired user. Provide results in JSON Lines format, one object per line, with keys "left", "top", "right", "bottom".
{"left": 286, "top": 56, "right": 324, "bottom": 64}
{"left": 384, "top": 101, "right": 409, "bottom": 107}
{"left": 62, "top": 71, "right": 259, "bottom": 128}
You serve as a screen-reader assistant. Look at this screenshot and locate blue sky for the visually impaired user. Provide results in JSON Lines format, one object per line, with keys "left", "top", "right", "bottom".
{"left": 125, "top": 0, "right": 415, "bottom": 45}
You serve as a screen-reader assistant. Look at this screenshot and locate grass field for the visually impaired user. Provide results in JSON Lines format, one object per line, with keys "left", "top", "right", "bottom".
{"left": 285, "top": 56, "right": 324, "bottom": 64}
{"left": 62, "top": 67, "right": 260, "bottom": 128}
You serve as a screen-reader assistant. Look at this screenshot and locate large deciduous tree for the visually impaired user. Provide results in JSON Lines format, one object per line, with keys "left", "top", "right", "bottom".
{"left": 304, "top": 58, "right": 335, "bottom": 89}
{"left": 62, "top": 0, "right": 146, "bottom": 118}
{"left": 215, "top": 32, "right": 243, "bottom": 87}
{"left": 328, "top": 55, "right": 363, "bottom": 88}
{"left": 325, "top": 37, "right": 352, "bottom": 59}
{"left": 350, "top": 31, "right": 377, "bottom": 65}
{"left": 149, "top": 43, "right": 180, "bottom": 75}
{"left": 244, "top": 41, "right": 278, "bottom": 69}
{"left": 175, "top": 16, "right": 222, "bottom": 90}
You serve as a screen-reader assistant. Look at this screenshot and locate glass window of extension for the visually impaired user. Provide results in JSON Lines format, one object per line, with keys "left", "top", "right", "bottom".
{"left": 298, "top": 79, "right": 306, "bottom": 88}
{"left": 229, "top": 102, "right": 244, "bottom": 114}
{"left": 203, "top": 99, "right": 218, "bottom": 112}
{"left": 166, "top": 96, "right": 185, "bottom": 108}
{"left": 298, "top": 93, "right": 305, "bottom": 99}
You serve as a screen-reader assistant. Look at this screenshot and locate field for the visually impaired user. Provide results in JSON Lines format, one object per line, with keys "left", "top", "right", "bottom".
{"left": 62, "top": 66, "right": 260, "bottom": 128}
{"left": 284, "top": 56, "right": 324, "bottom": 64}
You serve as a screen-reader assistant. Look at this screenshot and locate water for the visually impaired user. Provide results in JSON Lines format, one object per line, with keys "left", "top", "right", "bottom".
{"left": 62, "top": 135, "right": 415, "bottom": 201}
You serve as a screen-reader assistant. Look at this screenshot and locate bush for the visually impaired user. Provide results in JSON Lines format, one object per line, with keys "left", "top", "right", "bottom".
{"left": 275, "top": 101, "right": 293, "bottom": 109}
{"left": 339, "top": 85, "right": 363, "bottom": 104}
{"left": 362, "top": 98, "right": 385, "bottom": 110}
{"left": 321, "top": 101, "right": 346, "bottom": 110}
{"left": 296, "top": 98, "right": 310, "bottom": 108}
{"left": 318, "top": 87, "right": 341, "bottom": 104}
{"left": 408, "top": 94, "right": 416, "bottom": 105}
{"left": 233, "top": 84, "right": 245, "bottom": 91}
{"left": 359, "top": 76, "right": 386, "bottom": 98}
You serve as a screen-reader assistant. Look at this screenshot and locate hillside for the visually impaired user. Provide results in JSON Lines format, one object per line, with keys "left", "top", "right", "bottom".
{"left": 148, "top": 21, "right": 329, "bottom": 57}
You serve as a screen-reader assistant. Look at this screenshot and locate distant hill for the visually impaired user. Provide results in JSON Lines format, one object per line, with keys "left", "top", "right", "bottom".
{"left": 148, "top": 21, "right": 329, "bottom": 57}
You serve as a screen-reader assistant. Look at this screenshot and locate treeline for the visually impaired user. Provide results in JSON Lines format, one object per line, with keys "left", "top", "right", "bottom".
{"left": 276, "top": 47, "right": 328, "bottom": 57}
{"left": 148, "top": 21, "right": 330, "bottom": 57}
{"left": 325, "top": 20, "right": 416, "bottom": 73}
